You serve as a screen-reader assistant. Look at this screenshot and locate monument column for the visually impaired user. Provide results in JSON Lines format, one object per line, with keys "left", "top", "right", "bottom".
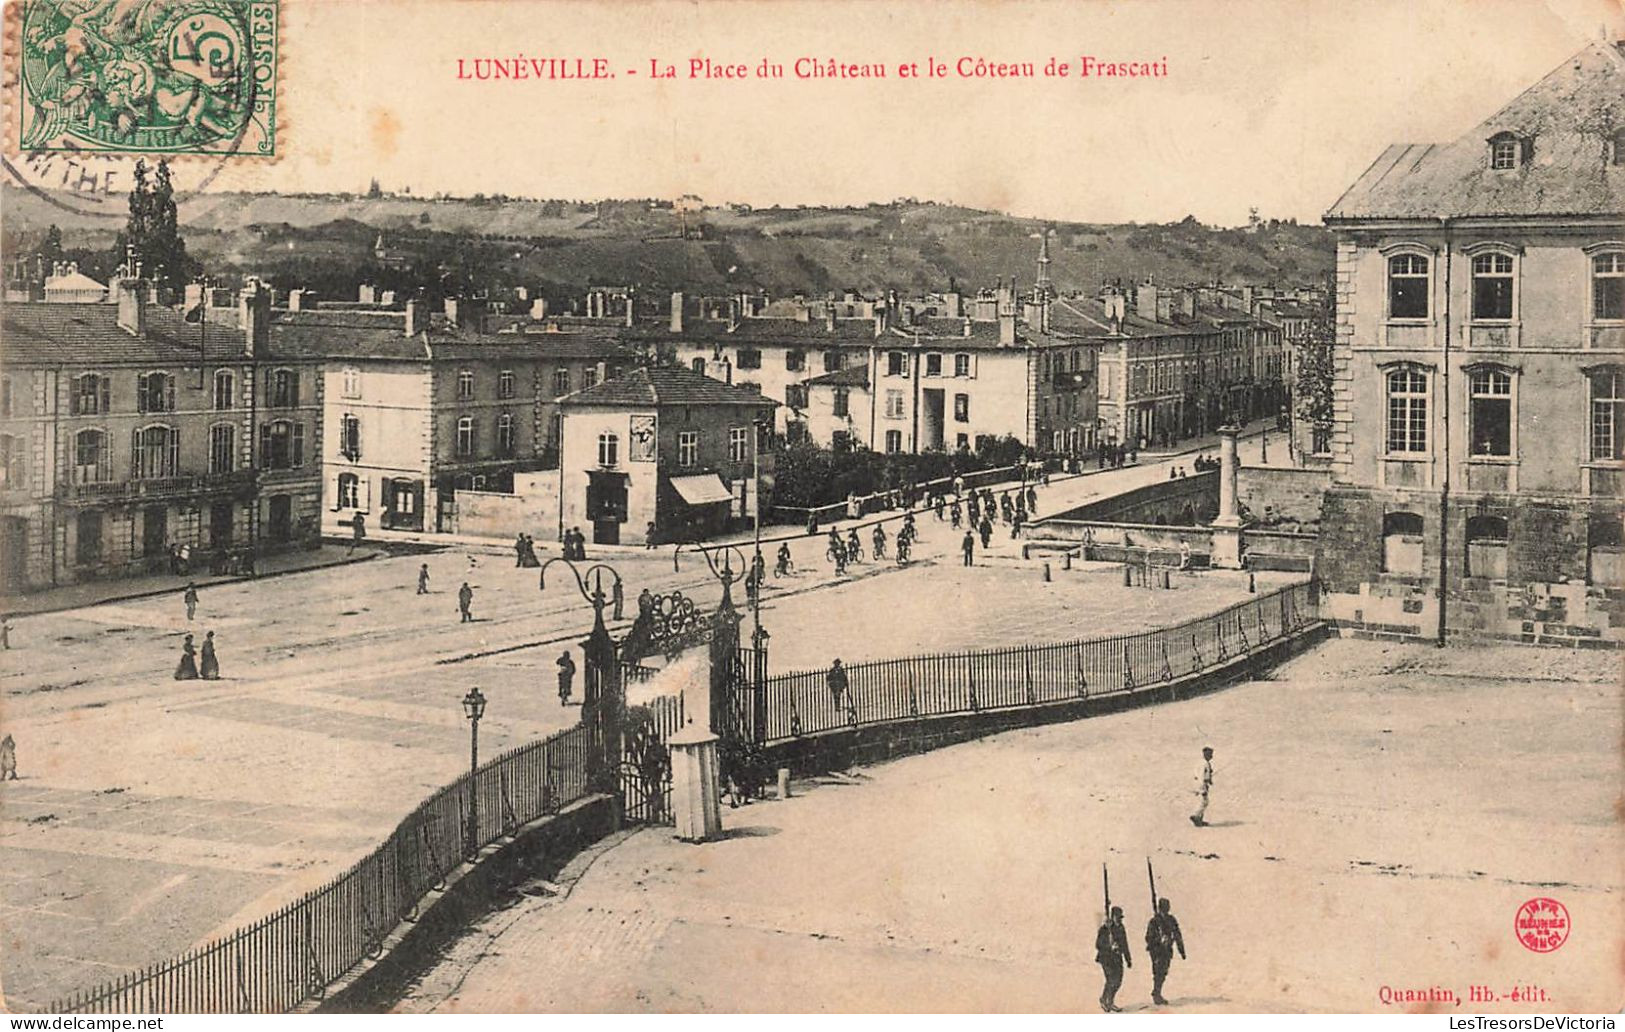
{"left": 1209, "top": 425, "right": 1246, "bottom": 569}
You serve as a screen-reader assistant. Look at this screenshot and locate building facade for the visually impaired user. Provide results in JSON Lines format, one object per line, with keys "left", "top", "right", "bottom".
{"left": 557, "top": 366, "right": 776, "bottom": 546}
{"left": 1317, "top": 40, "right": 1625, "bottom": 645}
{"left": 0, "top": 278, "right": 323, "bottom": 590}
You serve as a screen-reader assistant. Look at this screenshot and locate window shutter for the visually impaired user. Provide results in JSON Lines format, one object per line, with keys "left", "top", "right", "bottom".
{"left": 260, "top": 423, "right": 271, "bottom": 465}
{"left": 101, "top": 378, "right": 110, "bottom": 415}
{"left": 330, "top": 473, "right": 342, "bottom": 510}
{"left": 290, "top": 371, "right": 300, "bottom": 407}
{"left": 362, "top": 476, "right": 371, "bottom": 512}
{"left": 70, "top": 382, "right": 80, "bottom": 416}
{"left": 168, "top": 429, "right": 179, "bottom": 476}
{"left": 292, "top": 423, "right": 305, "bottom": 467}
{"left": 137, "top": 374, "right": 148, "bottom": 413}
{"left": 166, "top": 377, "right": 175, "bottom": 413}
{"left": 131, "top": 428, "right": 141, "bottom": 478}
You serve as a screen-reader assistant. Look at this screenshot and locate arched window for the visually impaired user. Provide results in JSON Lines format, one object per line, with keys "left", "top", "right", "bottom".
{"left": 73, "top": 428, "right": 109, "bottom": 483}
{"left": 340, "top": 366, "right": 362, "bottom": 399}
{"left": 691, "top": 357, "right": 707, "bottom": 376}
{"left": 339, "top": 413, "right": 361, "bottom": 460}
{"left": 213, "top": 369, "right": 234, "bottom": 410}
{"left": 137, "top": 371, "right": 174, "bottom": 413}
{"left": 73, "top": 373, "right": 108, "bottom": 416}
{"left": 1489, "top": 133, "right": 1521, "bottom": 170}
{"left": 498, "top": 369, "right": 516, "bottom": 399}
{"left": 1381, "top": 511, "right": 1424, "bottom": 575}
{"left": 271, "top": 368, "right": 300, "bottom": 408}
{"left": 1467, "top": 366, "right": 1514, "bottom": 457}
{"left": 1593, "top": 252, "right": 1624, "bottom": 322}
{"left": 209, "top": 424, "right": 235, "bottom": 474}
{"left": 496, "top": 412, "right": 515, "bottom": 456}
{"left": 337, "top": 472, "right": 360, "bottom": 509}
{"left": 1387, "top": 254, "right": 1430, "bottom": 320}
{"left": 455, "top": 416, "right": 475, "bottom": 456}
{"left": 132, "top": 425, "right": 180, "bottom": 479}
{"left": 598, "top": 431, "right": 619, "bottom": 467}
{"left": 259, "top": 420, "right": 304, "bottom": 469}
{"left": 457, "top": 370, "right": 475, "bottom": 399}
{"left": 1470, "top": 252, "right": 1515, "bottom": 321}
{"left": 1385, "top": 366, "right": 1430, "bottom": 454}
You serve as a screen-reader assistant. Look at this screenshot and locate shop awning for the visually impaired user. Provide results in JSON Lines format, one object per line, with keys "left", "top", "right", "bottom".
{"left": 670, "top": 474, "right": 733, "bottom": 506}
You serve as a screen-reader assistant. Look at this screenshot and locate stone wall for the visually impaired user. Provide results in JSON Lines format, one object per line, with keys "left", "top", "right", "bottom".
{"left": 1236, "top": 465, "right": 1331, "bottom": 527}
{"left": 1051, "top": 469, "right": 1218, "bottom": 525}
{"left": 1315, "top": 485, "right": 1625, "bottom": 646}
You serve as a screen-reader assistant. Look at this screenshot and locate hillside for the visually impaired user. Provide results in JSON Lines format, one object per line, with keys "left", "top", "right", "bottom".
{"left": 1, "top": 185, "right": 1334, "bottom": 302}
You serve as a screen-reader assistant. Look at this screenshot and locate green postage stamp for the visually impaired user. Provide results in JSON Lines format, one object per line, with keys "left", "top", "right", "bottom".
{"left": 12, "top": 0, "right": 277, "bottom": 157}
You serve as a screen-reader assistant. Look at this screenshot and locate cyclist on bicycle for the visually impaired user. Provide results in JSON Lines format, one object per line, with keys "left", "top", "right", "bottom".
{"left": 775, "top": 542, "right": 794, "bottom": 577}
{"left": 872, "top": 524, "right": 888, "bottom": 560}
{"left": 847, "top": 528, "right": 864, "bottom": 562}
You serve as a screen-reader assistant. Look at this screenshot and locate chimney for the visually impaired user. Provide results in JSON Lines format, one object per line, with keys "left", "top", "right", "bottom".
{"left": 288, "top": 288, "right": 317, "bottom": 312}
{"left": 727, "top": 298, "right": 740, "bottom": 331}
{"left": 358, "top": 283, "right": 376, "bottom": 305}
{"left": 624, "top": 291, "right": 636, "bottom": 328}
{"left": 873, "top": 314, "right": 884, "bottom": 339}
{"left": 404, "top": 298, "right": 426, "bottom": 336}
{"left": 669, "top": 291, "right": 684, "bottom": 333}
{"left": 943, "top": 291, "right": 962, "bottom": 319}
{"left": 531, "top": 297, "right": 549, "bottom": 320}
{"left": 184, "top": 282, "right": 205, "bottom": 311}
{"left": 1157, "top": 291, "right": 1174, "bottom": 324}
{"left": 999, "top": 310, "right": 1017, "bottom": 347}
{"left": 963, "top": 316, "right": 972, "bottom": 338}
{"left": 1135, "top": 283, "right": 1159, "bottom": 322}
{"left": 825, "top": 304, "right": 836, "bottom": 332}
{"left": 238, "top": 278, "right": 270, "bottom": 355}
{"left": 886, "top": 289, "right": 898, "bottom": 329}
{"left": 1106, "top": 293, "right": 1126, "bottom": 333}
{"left": 445, "top": 295, "right": 486, "bottom": 333}
{"left": 1180, "top": 290, "right": 1197, "bottom": 320}
{"left": 115, "top": 276, "right": 147, "bottom": 336}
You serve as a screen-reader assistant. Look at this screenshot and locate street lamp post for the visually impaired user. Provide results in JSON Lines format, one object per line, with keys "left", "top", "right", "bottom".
{"left": 461, "top": 686, "right": 486, "bottom": 861}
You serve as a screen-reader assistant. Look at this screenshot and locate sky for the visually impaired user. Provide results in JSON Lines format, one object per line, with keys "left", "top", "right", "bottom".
{"left": 75, "top": 0, "right": 1625, "bottom": 225}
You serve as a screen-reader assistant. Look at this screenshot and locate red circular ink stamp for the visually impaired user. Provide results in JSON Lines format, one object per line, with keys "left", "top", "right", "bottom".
{"left": 1514, "top": 897, "right": 1570, "bottom": 953}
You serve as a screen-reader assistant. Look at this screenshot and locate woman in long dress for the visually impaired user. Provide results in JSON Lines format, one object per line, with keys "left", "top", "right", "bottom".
{"left": 199, "top": 631, "right": 220, "bottom": 680}
{"left": 174, "top": 634, "right": 198, "bottom": 680}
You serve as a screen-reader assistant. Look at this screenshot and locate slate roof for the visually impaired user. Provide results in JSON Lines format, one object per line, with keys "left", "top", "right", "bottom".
{"left": 1326, "top": 41, "right": 1625, "bottom": 221}
{"left": 1048, "top": 297, "right": 1194, "bottom": 339}
{"left": 802, "top": 365, "right": 870, "bottom": 389}
{"left": 0, "top": 302, "right": 298, "bottom": 366}
{"left": 267, "top": 311, "right": 634, "bottom": 362}
{"left": 559, "top": 365, "right": 780, "bottom": 408}
{"left": 623, "top": 317, "right": 881, "bottom": 345}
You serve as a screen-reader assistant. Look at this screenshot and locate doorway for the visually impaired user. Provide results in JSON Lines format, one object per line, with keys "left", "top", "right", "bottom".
{"left": 211, "top": 502, "right": 234, "bottom": 548}
{"left": 268, "top": 495, "right": 292, "bottom": 543}
{"left": 142, "top": 505, "right": 168, "bottom": 561}
{"left": 0, "top": 516, "right": 27, "bottom": 589}
{"left": 923, "top": 389, "right": 945, "bottom": 451}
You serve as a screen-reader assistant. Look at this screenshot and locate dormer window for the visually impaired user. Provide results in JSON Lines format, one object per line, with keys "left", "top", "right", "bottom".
{"left": 1488, "top": 132, "right": 1527, "bottom": 171}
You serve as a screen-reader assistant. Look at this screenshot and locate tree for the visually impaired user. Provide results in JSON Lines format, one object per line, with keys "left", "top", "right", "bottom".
{"left": 39, "top": 225, "right": 65, "bottom": 264}
{"left": 111, "top": 158, "right": 197, "bottom": 292}
{"left": 1295, "top": 310, "right": 1336, "bottom": 451}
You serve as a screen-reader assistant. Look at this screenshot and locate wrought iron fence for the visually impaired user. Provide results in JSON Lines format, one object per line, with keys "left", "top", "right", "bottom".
{"left": 50, "top": 724, "right": 593, "bottom": 1014}
{"left": 763, "top": 581, "right": 1317, "bottom": 742}
{"left": 621, "top": 691, "right": 685, "bottom": 825}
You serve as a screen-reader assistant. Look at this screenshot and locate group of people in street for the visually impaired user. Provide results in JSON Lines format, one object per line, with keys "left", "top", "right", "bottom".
{"left": 1096, "top": 895, "right": 1189, "bottom": 1010}
{"left": 1098, "top": 441, "right": 1138, "bottom": 469}
{"left": 561, "top": 526, "right": 590, "bottom": 561}
{"left": 1191, "top": 454, "right": 1221, "bottom": 473}
{"left": 174, "top": 583, "right": 222, "bottom": 680}
{"left": 513, "top": 534, "right": 543, "bottom": 567}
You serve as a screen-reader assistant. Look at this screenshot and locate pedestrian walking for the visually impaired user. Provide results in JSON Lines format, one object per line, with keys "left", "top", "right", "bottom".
{"left": 826, "top": 658, "right": 848, "bottom": 711}
{"left": 638, "top": 586, "right": 655, "bottom": 618}
{"left": 646, "top": 521, "right": 658, "bottom": 548}
{"left": 953, "top": 474, "right": 965, "bottom": 498}
{"left": 417, "top": 563, "right": 431, "bottom": 594}
{"left": 612, "top": 578, "right": 625, "bottom": 621}
{"left": 935, "top": 497, "right": 945, "bottom": 521}
{"left": 200, "top": 631, "right": 220, "bottom": 680}
{"left": 557, "top": 651, "right": 576, "bottom": 704}
{"left": 1011, "top": 509, "right": 1025, "bottom": 537}
{"left": 1145, "top": 898, "right": 1187, "bottom": 1006}
{"left": 174, "top": 634, "right": 199, "bottom": 680}
{"left": 349, "top": 512, "right": 366, "bottom": 556}
{"left": 458, "top": 582, "right": 475, "bottom": 623}
{"left": 183, "top": 583, "right": 199, "bottom": 621}
{"left": 1026, "top": 486, "right": 1037, "bottom": 512}
{"left": 0, "top": 615, "right": 11, "bottom": 650}
{"left": 950, "top": 501, "right": 962, "bottom": 529}
{"left": 962, "top": 530, "right": 975, "bottom": 567}
{"left": 1190, "top": 746, "right": 1215, "bottom": 826}
{"left": 1096, "top": 905, "right": 1133, "bottom": 1012}
{"left": 978, "top": 516, "right": 993, "bottom": 549}
{"left": 1178, "top": 541, "right": 1192, "bottom": 571}
{"left": 0, "top": 734, "right": 15, "bottom": 780}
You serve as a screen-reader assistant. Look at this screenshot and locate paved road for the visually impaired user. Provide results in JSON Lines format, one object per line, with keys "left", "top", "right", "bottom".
{"left": 0, "top": 432, "right": 1275, "bottom": 1009}
{"left": 400, "top": 639, "right": 1623, "bottom": 1014}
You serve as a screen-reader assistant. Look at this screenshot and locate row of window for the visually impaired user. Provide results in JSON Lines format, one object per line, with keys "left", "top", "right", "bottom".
{"left": 1378, "top": 508, "right": 1621, "bottom": 582}
{"left": 1381, "top": 365, "right": 1623, "bottom": 462}
{"left": 708, "top": 349, "right": 845, "bottom": 375}
{"left": 882, "top": 390, "right": 972, "bottom": 422}
{"left": 883, "top": 352, "right": 977, "bottom": 378}
{"left": 880, "top": 430, "right": 980, "bottom": 454}
{"left": 453, "top": 414, "right": 519, "bottom": 458}
{"left": 28, "top": 420, "right": 308, "bottom": 486}
{"left": 596, "top": 426, "right": 752, "bottom": 469}
{"left": 1385, "top": 249, "right": 1623, "bottom": 322}
{"left": 61, "top": 370, "right": 303, "bottom": 416}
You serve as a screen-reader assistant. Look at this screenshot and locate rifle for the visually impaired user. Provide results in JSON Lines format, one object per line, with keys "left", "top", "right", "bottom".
{"left": 1147, "top": 857, "right": 1158, "bottom": 913}
{"left": 1102, "top": 862, "right": 1111, "bottom": 917}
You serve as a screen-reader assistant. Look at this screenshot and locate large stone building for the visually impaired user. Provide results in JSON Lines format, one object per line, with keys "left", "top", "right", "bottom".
{"left": 0, "top": 277, "right": 323, "bottom": 590}
{"left": 1317, "top": 40, "right": 1625, "bottom": 645}
{"left": 270, "top": 298, "right": 633, "bottom": 534}
{"left": 557, "top": 366, "right": 776, "bottom": 546}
